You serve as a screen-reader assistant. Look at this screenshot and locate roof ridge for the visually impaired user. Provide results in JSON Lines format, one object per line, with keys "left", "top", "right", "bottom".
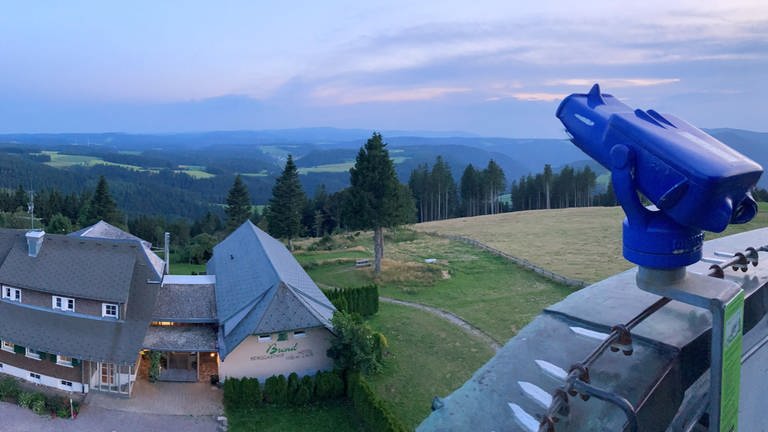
{"left": 284, "top": 283, "right": 334, "bottom": 329}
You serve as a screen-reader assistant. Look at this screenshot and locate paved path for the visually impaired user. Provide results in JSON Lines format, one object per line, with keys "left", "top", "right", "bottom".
{"left": 0, "top": 402, "right": 218, "bottom": 432}
{"left": 87, "top": 380, "right": 223, "bottom": 416}
{"left": 380, "top": 296, "right": 501, "bottom": 351}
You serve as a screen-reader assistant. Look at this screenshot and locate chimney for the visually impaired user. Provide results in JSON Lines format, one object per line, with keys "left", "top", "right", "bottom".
{"left": 164, "top": 232, "right": 170, "bottom": 275}
{"left": 26, "top": 231, "right": 45, "bottom": 257}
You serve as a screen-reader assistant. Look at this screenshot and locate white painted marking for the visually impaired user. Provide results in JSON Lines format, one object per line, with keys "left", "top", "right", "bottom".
{"left": 519, "top": 381, "right": 553, "bottom": 408}
{"left": 535, "top": 359, "right": 568, "bottom": 381}
{"left": 508, "top": 403, "right": 539, "bottom": 432}
{"left": 570, "top": 326, "right": 609, "bottom": 341}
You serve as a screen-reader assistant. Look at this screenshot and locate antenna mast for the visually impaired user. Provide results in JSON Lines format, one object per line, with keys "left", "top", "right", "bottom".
{"left": 27, "top": 190, "right": 35, "bottom": 230}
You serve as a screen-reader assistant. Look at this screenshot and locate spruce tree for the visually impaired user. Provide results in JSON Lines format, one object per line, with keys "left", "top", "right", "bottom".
{"left": 267, "top": 155, "right": 306, "bottom": 248}
{"left": 225, "top": 175, "right": 252, "bottom": 232}
{"left": 344, "top": 132, "right": 415, "bottom": 275}
{"left": 84, "top": 176, "right": 121, "bottom": 225}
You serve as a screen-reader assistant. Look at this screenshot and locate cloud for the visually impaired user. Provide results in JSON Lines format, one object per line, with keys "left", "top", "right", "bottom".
{"left": 548, "top": 78, "right": 680, "bottom": 88}
{"left": 509, "top": 93, "right": 566, "bottom": 102}
{"left": 311, "top": 85, "right": 470, "bottom": 105}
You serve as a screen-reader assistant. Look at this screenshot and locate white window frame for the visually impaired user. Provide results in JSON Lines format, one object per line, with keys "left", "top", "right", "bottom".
{"left": 257, "top": 334, "right": 272, "bottom": 343}
{"left": 29, "top": 372, "right": 41, "bottom": 381}
{"left": 1, "top": 341, "right": 14, "bottom": 353}
{"left": 293, "top": 330, "right": 307, "bottom": 339}
{"left": 102, "top": 303, "right": 118, "bottom": 319}
{"left": 60, "top": 380, "right": 73, "bottom": 389}
{"left": 2, "top": 286, "right": 21, "bottom": 302}
{"left": 25, "top": 347, "right": 41, "bottom": 360}
{"left": 52, "top": 296, "right": 75, "bottom": 312}
{"left": 56, "top": 355, "right": 73, "bottom": 367}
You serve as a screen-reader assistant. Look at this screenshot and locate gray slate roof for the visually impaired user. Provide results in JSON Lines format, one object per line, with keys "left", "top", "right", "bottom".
{"left": 207, "top": 221, "right": 335, "bottom": 358}
{"left": 143, "top": 325, "right": 217, "bottom": 352}
{"left": 0, "top": 236, "right": 159, "bottom": 364}
{"left": 70, "top": 220, "right": 166, "bottom": 276}
{"left": 153, "top": 282, "right": 217, "bottom": 322}
{"left": 0, "top": 232, "right": 139, "bottom": 303}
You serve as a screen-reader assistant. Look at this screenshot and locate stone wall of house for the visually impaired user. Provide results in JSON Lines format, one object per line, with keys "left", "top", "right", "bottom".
{"left": 219, "top": 326, "right": 334, "bottom": 381}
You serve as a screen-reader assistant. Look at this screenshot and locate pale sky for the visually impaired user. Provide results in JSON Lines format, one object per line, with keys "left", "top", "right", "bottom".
{"left": 1, "top": 0, "right": 766, "bottom": 137}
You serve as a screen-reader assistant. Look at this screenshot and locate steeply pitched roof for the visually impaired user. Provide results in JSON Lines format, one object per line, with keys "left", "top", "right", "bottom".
{"left": 0, "top": 233, "right": 159, "bottom": 364}
{"left": 207, "top": 221, "right": 335, "bottom": 358}
{"left": 70, "top": 220, "right": 166, "bottom": 276}
{"left": 0, "top": 232, "right": 139, "bottom": 303}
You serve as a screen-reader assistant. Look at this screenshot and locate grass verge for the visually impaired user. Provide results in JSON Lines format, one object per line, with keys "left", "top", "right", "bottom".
{"left": 366, "top": 302, "right": 494, "bottom": 429}
{"left": 227, "top": 400, "right": 364, "bottom": 432}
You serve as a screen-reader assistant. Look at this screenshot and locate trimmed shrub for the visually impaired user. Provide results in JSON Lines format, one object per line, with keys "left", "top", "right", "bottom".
{"left": 223, "top": 377, "right": 240, "bottom": 410}
{"left": 347, "top": 373, "right": 408, "bottom": 432}
{"left": 294, "top": 382, "right": 311, "bottom": 406}
{"left": 300, "top": 375, "right": 315, "bottom": 399}
{"left": 287, "top": 372, "right": 300, "bottom": 405}
{"left": 241, "top": 377, "right": 261, "bottom": 408}
{"left": 264, "top": 374, "right": 287, "bottom": 405}
{"left": 324, "top": 284, "right": 379, "bottom": 317}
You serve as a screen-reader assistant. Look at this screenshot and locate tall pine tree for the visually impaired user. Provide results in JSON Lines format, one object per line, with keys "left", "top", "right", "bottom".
{"left": 83, "top": 176, "right": 121, "bottom": 225}
{"left": 267, "top": 155, "right": 306, "bottom": 249}
{"left": 344, "top": 132, "right": 415, "bottom": 275}
{"left": 225, "top": 175, "right": 252, "bottom": 232}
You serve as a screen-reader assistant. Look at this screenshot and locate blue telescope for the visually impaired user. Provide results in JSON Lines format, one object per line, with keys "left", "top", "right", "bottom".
{"left": 557, "top": 84, "right": 762, "bottom": 268}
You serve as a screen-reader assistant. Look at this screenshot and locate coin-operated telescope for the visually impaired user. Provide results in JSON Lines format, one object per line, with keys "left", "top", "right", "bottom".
{"left": 557, "top": 84, "right": 761, "bottom": 268}
{"left": 557, "top": 84, "right": 763, "bottom": 432}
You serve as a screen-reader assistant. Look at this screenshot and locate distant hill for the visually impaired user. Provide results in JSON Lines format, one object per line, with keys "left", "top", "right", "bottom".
{"left": 0, "top": 127, "right": 764, "bottom": 219}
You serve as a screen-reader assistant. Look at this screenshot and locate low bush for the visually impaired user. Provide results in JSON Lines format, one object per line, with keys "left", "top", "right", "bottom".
{"left": 0, "top": 377, "right": 20, "bottom": 402}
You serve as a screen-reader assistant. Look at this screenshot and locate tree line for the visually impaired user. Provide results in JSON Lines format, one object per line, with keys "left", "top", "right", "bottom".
{"left": 408, "top": 158, "right": 507, "bottom": 222}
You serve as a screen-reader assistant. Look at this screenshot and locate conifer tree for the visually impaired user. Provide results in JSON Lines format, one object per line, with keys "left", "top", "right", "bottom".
{"left": 84, "top": 176, "right": 121, "bottom": 225}
{"left": 225, "top": 175, "right": 252, "bottom": 232}
{"left": 344, "top": 132, "right": 415, "bottom": 275}
{"left": 267, "top": 155, "right": 306, "bottom": 248}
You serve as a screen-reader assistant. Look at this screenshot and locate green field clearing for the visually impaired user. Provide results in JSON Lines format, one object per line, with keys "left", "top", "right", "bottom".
{"left": 298, "top": 156, "right": 410, "bottom": 175}
{"left": 366, "top": 302, "right": 494, "bottom": 429}
{"left": 39, "top": 151, "right": 145, "bottom": 171}
{"left": 227, "top": 400, "right": 364, "bottom": 432}
{"left": 241, "top": 171, "right": 269, "bottom": 177}
{"left": 175, "top": 165, "right": 216, "bottom": 179}
{"left": 414, "top": 203, "right": 768, "bottom": 283}
{"left": 300, "top": 230, "right": 572, "bottom": 342}
{"left": 169, "top": 261, "right": 206, "bottom": 275}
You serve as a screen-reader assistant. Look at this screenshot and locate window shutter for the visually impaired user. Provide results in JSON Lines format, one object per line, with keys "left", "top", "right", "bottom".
{"left": 72, "top": 358, "right": 80, "bottom": 366}
{"left": 13, "top": 345, "right": 25, "bottom": 354}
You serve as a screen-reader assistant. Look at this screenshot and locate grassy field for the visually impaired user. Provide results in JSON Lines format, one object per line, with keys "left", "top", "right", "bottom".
{"left": 174, "top": 164, "right": 216, "bottom": 179}
{"left": 38, "top": 151, "right": 153, "bottom": 172}
{"left": 227, "top": 400, "right": 364, "bottom": 432}
{"left": 414, "top": 204, "right": 768, "bottom": 283}
{"left": 301, "top": 231, "right": 572, "bottom": 342}
{"left": 366, "top": 302, "right": 494, "bottom": 429}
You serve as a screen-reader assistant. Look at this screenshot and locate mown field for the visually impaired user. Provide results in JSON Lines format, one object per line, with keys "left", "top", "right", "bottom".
{"left": 414, "top": 204, "right": 768, "bottom": 283}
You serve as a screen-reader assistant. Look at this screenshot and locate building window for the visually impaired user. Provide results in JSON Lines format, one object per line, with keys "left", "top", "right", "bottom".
{"left": 57, "top": 355, "right": 73, "bottom": 367}
{"left": 102, "top": 303, "right": 118, "bottom": 319}
{"left": 60, "top": 380, "right": 73, "bottom": 389}
{"left": 258, "top": 334, "right": 271, "bottom": 343}
{"left": 52, "top": 296, "right": 75, "bottom": 312}
{"left": 1, "top": 341, "right": 14, "bottom": 353}
{"left": 2, "top": 286, "right": 20, "bottom": 302}
{"left": 29, "top": 373, "right": 40, "bottom": 380}
{"left": 293, "top": 330, "right": 306, "bottom": 339}
{"left": 26, "top": 348, "right": 41, "bottom": 360}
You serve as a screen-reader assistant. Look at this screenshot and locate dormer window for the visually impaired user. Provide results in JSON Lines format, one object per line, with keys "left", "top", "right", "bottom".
{"left": 52, "top": 296, "right": 75, "bottom": 312}
{"left": 102, "top": 303, "right": 118, "bottom": 319}
{"left": 2, "top": 287, "right": 20, "bottom": 302}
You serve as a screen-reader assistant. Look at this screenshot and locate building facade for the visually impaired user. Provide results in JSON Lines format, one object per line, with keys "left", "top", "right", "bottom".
{"left": 0, "top": 220, "right": 336, "bottom": 397}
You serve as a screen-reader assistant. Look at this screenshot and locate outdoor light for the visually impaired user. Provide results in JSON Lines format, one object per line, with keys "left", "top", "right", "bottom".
{"left": 557, "top": 84, "right": 762, "bottom": 268}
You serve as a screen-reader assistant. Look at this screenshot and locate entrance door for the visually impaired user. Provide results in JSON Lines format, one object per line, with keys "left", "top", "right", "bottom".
{"left": 101, "top": 363, "right": 115, "bottom": 388}
{"left": 158, "top": 352, "right": 198, "bottom": 382}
